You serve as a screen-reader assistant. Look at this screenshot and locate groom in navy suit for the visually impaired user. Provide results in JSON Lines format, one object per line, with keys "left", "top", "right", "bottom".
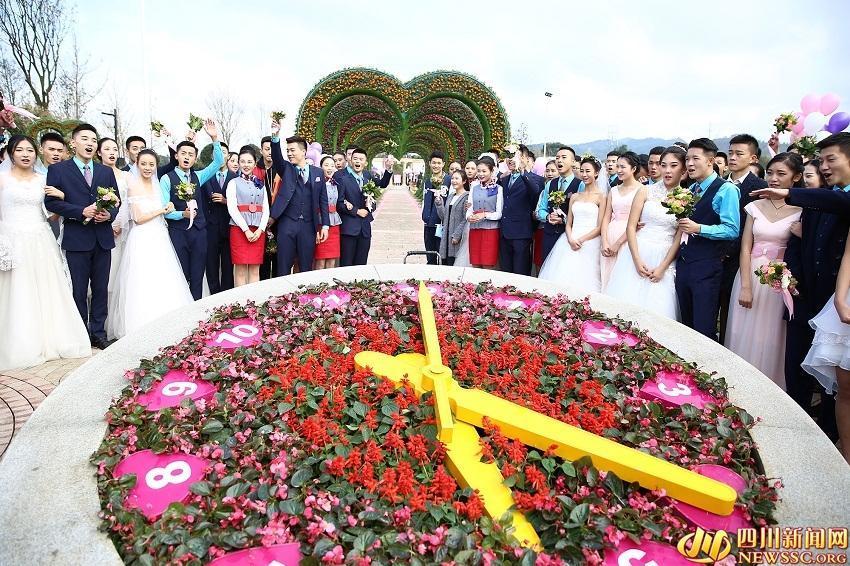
{"left": 334, "top": 147, "right": 393, "bottom": 266}
{"left": 268, "top": 122, "right": 330, "bottom": 276}
{"left": 45, "top": 123, "right": 119, "bottom": 349}
{"left": 498, "top": 146, "right": 544, "bottom": 275}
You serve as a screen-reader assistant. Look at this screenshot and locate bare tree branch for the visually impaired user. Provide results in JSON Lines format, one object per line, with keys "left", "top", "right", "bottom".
{"left": 54, "top": 34, "right": 100, "bottom": 119}
{"left": 0, "top": 0, "right": 68, "bottom": 109}
{"left": 0, "top": 50, "right": 26, "bottom": 105}
{"left": 205, "top": 90, "right": 243, "bottom": 146}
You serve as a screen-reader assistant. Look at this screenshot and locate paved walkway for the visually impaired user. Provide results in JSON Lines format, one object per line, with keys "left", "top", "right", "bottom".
{"left": 0, "top": 184, "right": 426, "bottom": 460}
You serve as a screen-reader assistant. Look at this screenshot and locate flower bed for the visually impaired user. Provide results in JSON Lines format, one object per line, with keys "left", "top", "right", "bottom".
{"left": 92, "top": 281, "right": 779, "bottom": 565}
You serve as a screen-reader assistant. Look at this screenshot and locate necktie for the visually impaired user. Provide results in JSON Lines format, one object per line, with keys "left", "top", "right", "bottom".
{"left": 218, "top": 172, "right": 225, "bottom": 187}
{"left": 559, "top": 177, "right": 566, "bottom": 190}
{"left": 83, "top": 164, "right": 92, "bottom": 186}
{"left": 509, "top": 172, "right": 519, "bottom": 189}
{"left": 298, "top": 167, "right": 307, "bottom": 184}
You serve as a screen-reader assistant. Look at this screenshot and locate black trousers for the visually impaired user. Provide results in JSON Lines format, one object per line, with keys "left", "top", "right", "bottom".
{"left": 675, "top": 257, "right": 723, "bottom": 340}
{"left": 340, "top": 234, "right": 371, "bottom": 266}
{"left": 275, "top": 218, "right": 316, "bottom": 276}
{"left": 169, "top": 226, "right": 207, "bottom": 300}
{"left": 499, "top": 236, "right": 532, "bottom": 276}
{"left": 718, "top": 254, "right": 738, "bottom": 344}
{"left": 206, "top": 222, "right": 233, "bottom": 294}
{"left": 66, "top": 245, "right": 110, "bottom": 341}
{"left": 785, "top": 319, "right": 838, "bottom": 440}
{"left": 423, "top": 225, "right": 440, "bottom": 265}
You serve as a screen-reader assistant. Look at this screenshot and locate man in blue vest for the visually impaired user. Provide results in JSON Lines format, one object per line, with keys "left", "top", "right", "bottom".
{"left": 421, "top": 150, "right": 451, "bottom": 264}
{"left": 159, "top": 118, "right": 224, "bottom": 300}
{"left": 201, "top": 141, "right": 236, "bottom": 294}
{"left": 534, "top": 146, "right": 583, "bottom": 263}
{"left": 268, "top": 121, "right": 330, "bottom": 276}
{"left": 676, "top": 138, "right": 741, "bottom": 340}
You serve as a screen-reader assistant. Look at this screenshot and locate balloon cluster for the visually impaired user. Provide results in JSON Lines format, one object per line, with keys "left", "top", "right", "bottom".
{"left": 790, "top": 93, "right": 849, "bottom": 143}
{"left": 305, "top": 142, "right": 323, "bottom": 166}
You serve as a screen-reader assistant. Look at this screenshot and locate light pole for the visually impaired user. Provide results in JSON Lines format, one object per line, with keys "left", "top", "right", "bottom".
{"left": 101, "top": 108, "right": 118, "bottom": 143}
{"left": 543, "top": 92, "right": 553, "bottom": 158}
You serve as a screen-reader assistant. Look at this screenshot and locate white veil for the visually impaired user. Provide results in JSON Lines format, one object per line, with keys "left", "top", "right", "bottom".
{"left": 596, "top": 163, "right": 610, "bottom": 195}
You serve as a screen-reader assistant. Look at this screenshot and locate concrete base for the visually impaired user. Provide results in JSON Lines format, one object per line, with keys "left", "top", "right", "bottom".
{"left": 0, "top": 265, "right": 847, "bottom": 565}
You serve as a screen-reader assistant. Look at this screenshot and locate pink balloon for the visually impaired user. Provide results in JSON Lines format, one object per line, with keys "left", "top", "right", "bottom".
{"left": 532, "top": 157, "right": 547, "bottom": 176}
{"left": 791, "top": 120, "right": 805, "bottom": 135}
{"left": 800, "top": 93, "right": 820, "bottom": 115}
{"left": 820, "top": 93, "right": 841, "bottom": 116}
{"left": 309, "top": 142, "right": 322, "bottom": 153}
{"left": 790, "top": 132, "right": 799, "bottom": 143}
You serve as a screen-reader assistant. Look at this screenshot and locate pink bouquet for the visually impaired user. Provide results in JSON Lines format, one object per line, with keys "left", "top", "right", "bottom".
{"left": 755, "top": 260, "right": 799, "bottom": 317}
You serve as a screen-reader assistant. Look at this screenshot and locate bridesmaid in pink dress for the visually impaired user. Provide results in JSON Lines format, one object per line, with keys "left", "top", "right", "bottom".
{"left": 600, "top": 152, "right": 641, "bottom": 290}
{"left": 725, "top": 153, "right": 804, "bottom": 389}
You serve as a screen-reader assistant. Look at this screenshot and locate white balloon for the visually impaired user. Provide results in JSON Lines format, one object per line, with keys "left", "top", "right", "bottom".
{"left": 803, "top": 112, "right": 827, "bottom": 135}
{"left": 815, "top": 130, "right": 831, "bottom": 142}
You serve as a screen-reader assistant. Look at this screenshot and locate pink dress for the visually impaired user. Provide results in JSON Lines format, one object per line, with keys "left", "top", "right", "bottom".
{"left": 601, "top": 186, "right": 638, "bottom": 290}
{"left": 724, "top": 202, "right": 801, "bottom": 390}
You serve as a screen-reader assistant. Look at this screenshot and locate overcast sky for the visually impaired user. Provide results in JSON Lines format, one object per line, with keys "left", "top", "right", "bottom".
{"left": 75, "top": 0, "right": 850, "bottom": 150}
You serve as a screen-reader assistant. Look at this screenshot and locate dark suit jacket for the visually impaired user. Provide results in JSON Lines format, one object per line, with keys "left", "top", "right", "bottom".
{"left": 334, "top": 168, "right": 390, "bottom": 238}
{"left": 498, "top": 172, "right": 541, "bottom": 240}
{"left": 45, "top": 160, "right": 118, "bottom": 252}
{"left": 783, "top": 187, "right": 850, "bottom": 318}
{"left": 421, "top": 173, "right": 452, "bottom": 226}
{"left": 202, "top": 170, "right": 237, "bottom": 226}
{"left": 268, "top": 141, "right": 330, "bottom": 233}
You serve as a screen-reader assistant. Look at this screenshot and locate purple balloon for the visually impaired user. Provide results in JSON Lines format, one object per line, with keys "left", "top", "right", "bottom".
{"left": 826, "top": 112, "right": 850, "bottom": 134}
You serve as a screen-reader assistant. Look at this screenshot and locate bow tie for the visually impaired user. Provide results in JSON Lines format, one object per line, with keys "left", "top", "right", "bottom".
{"left": 242, "top": 173, "right": 252, "bottom": 181}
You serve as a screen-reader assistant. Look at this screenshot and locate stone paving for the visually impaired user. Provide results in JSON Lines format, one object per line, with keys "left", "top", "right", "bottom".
{"left": 0, "top": 184, "right": 425, "bottom": 459}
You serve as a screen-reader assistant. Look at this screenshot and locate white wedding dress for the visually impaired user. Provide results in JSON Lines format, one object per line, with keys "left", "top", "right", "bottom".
{"left": 539, "top": 200, "right": 601, "bottom": 294}
{"left": 106, "top": 172, "right": 130, "bottom": 339}
{"left": 108, "top": 181, "right": 193, "bottom": 338}
{"left": 605, "top": 183, "right": 679, "bottom": 320}
{"left": 0, "top": 171, "right": 90, "bottom": 370}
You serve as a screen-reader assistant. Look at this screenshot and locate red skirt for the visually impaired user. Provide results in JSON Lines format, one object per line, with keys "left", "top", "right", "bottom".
{"left": 533, "top": 227, "right": 544, "bottom": 268}
{"left": 314, "top": 225, "right": 341, "bottom": 260}
{"left": 469, "top": 228, "right": 500, "bottom": 266}
{"left": 230, "top": 225, "right": 266, "bottom": 265}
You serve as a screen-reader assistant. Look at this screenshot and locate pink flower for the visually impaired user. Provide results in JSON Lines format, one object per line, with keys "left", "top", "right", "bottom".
{"left": 321, "top": 544, "right": 345, "bottom": 564}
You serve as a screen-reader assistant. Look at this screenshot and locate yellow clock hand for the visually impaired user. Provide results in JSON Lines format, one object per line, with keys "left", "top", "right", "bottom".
{"left": 416, "top": 282, "right": 454, "bottom": 443}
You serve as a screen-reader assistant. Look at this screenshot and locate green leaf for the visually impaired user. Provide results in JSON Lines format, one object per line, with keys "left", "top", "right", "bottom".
{"left": 603, "top": 472, "right": 625, "bottom": 500}
{"left": 569, "top": 503, "right": 590, "bottom": 525}
{"left": 279, "top": 498, "right": 304, "bottom": 515}
{"left": 290, "top": 467, "right": 313, "bottom": 487}
{"left": 560, "top": 461, "right": 577, "bottom": 477}
{"left": 353, "top": 531, "right": 377, "bottom": 553}
{"left": 225, "top": 482, "right": 249, "bottom": 498}
{"left": 680, "top": 403, "right": 700, "bottom": 419}
{"left": 185, "top": 537, "right": 209, "bottom": 558}
{"left": 201, "top": 419, "right": 224, "bottom": 434}
{"left": 188, "top": 481, "right": 213, "bottom": 496}
{"left": 277, "top": 402, "right": 295, "bottom": 415}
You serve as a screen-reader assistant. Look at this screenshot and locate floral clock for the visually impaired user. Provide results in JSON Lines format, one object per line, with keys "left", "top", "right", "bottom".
{"left": 93, "top": 281, "right": 779, "bottom": 565}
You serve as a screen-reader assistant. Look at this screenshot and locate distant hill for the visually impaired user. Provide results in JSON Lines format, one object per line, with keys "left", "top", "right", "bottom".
{"left": 528, "top": 136, "right": 771, "bottom": 160}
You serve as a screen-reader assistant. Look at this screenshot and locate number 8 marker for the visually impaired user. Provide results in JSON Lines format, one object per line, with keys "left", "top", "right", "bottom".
{"left": 145, "top": 460, "right": 191, "bottom": 490}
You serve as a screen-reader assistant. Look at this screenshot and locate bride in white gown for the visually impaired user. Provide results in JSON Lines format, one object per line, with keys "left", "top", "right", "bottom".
{"left": 0, "top": 135, "right": 90, "bottom": 370}
{"left": 108, "top": 149, "right": 193, "bottom": 338}
{"left": 539, "top": 158, "right": 605, "bottom": 294}
{"left": 606, "top": 146, "right": 685, "bottom": 320}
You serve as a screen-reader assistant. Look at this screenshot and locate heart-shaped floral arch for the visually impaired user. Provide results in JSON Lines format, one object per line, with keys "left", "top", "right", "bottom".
{"left": 295, "top": 69, "right": 511, "bottom": 162}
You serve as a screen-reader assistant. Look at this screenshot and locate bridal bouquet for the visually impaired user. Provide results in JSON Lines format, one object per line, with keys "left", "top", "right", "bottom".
{"left": 265, "top": 231, "right": 278, "bottom": 255}
{"left": 270, "top": 110, "right": 286, "bottom": 122}
{"left": 176, "top": 180, "right": 198, "bottom": 229}
{"left": 430, "top": 175, "right": 447, "bottom": 197}
{"left": 150, "top": 120, "right": 165, "bottom": 135}
{"left": 795, "top": 135, "right": 819, "bottom": 159}
{"left": 361, "top": 179, "right": 383, "bottom": 209}
{"left": 187, "top": 113, "right": 204, "bottom": 132}
{"left": 773, "top": 112, "right": 798, "bottom": 134}
{"left": 84, "top": 186, "right": 120, "bottom": 225}
{"left": 662, "top": 185, "right": 699, "bottom": 244}
{"left": 755, "top": 260, "right": 799, "bottom": 318}
{"left": 548, "top": 189, "right": 567, "bottom": 209}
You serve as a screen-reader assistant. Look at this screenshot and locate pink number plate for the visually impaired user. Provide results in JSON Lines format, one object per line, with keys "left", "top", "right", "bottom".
{"left": 208, "top": 544, "right": 303, "bottom": 566}
{"left": 136, "top": 370, "right": 218, "bottom": 411}
{"left": 638, "top": 370, "right": 716, "bottom": 410}
{"left": 298, "top": 289, "right": 351, "bottom": 309}
{"left": 113, "top": 450, "right": 208, "bottom": 520}
{"left": 581, "top": 320, "right": 639, "bottom": 348}
{"left": 206, "top": 318, "right": 263, "bottom": 349}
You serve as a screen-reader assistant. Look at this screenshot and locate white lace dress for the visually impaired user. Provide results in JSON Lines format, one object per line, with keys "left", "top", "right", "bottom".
{"left": 108, "top": 185, "right": 193, "bottom": 339}
{"left": 106, "top": 172, "right": 130, "bottom": 338}
{"left": 538, "top": 200, "right": 601, "bottom": 294}
{"left": 0, "top": 171, "right": 91, "bottom": 370}
{"left": 605, "top": 183, "right": 679, "bottom": 320}
{"left": 802, "top": 291, "right": 850, "bottom": 395}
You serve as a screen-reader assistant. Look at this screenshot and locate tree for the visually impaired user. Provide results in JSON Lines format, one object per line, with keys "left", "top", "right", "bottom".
{"left": 612, "top": 143, "right": 630, "bottom": 154}
{"left": 206, "top": 90, "right": 242, "bottom": 146}
{"left": 0, "top": 0, "right": 69, "bottom": 110}
{"left": 513, "top": 122, "right": 529, "bottom": 145}
{"left": 0, "top": 51, "right": 25, "bottom": 105}
{"left": 55, "top": 35, "right": 99, "bottom": 119}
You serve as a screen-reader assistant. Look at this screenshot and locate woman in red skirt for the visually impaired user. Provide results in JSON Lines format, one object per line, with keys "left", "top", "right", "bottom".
{"left": 314, "top": 155, "right": 342, "bottom": 269}
{"left": 465, "top": 156, "right": 503, "bottom": 268}
{"left": 226, "top": 148, "right": 269, "bottom": 286}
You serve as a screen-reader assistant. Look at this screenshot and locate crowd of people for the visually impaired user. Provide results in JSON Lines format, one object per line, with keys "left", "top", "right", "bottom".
{"left": 0, "top": 115, "right": 848, "bottom": 462}
{"left": 417, "top": 133, "right": 850, "bottom": 462}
